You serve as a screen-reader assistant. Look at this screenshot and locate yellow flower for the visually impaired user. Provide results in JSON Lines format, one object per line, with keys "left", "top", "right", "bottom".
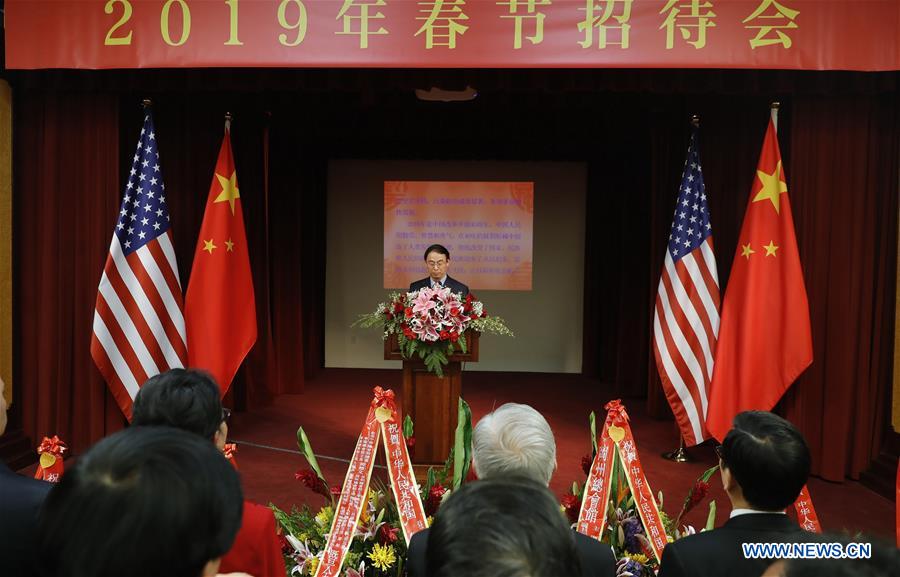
{"left": 306, "top": 557, "right": 319, "bottom": 575}
{"left": 626, "top": 553, "right": 650, "bottom": 565}
{"left": 315, "top": 506, "right": 334, "bottom": 528}
{"left": 367, "top": 543, "right": 396, "bottom": 571}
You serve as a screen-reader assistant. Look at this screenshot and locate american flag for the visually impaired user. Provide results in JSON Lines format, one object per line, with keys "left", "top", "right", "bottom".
{"left": 90, "top": 110, "right": 187, "bottom": 418}
{"left": 652, "top": 126, "right": 720, "bottom": 446}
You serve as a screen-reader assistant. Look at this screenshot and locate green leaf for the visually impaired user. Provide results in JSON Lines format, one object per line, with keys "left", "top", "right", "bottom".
{"left": 403, "top": 414, "right": 414, "bottom": 438}
{"left": 458, "top": 332, "right": 468, "bottom": 354}
{"left": 589, "top": 412, "right": 598, "bottom": 456}
{"left": 452, "top": 397, "right": 473, "bottom": 489}
{"left": 296, "top": 427, "right": 328, "bottom": 489}
{"left": 705, "top": 500, "right": 717, "bottom": 531}
{"left": 572, "top": 481, "right": 579, "bottom": 497}
{"left": 424, "top": 466, "right": 437, "bottom": 498}
{"left": 699, "top": 464, "right": 720, "bottom": 483}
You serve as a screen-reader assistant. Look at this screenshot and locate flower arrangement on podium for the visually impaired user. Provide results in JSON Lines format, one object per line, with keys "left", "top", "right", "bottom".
{"left": 353, "top": 287, "right": 512, "bottom": 376}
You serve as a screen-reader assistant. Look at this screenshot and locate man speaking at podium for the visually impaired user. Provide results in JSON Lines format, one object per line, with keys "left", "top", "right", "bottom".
{"left": 410, "top": 244, "right": 469, "bottom": 296}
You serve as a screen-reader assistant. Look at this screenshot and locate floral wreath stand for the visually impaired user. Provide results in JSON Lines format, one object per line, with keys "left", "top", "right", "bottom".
{"left": 384, "top": 331, "right": 479, "bottom": 480}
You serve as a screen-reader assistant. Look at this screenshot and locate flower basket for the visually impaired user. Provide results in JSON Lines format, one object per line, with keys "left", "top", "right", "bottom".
{"left": 354, "top": 287, "right": 512, "bottom": 377}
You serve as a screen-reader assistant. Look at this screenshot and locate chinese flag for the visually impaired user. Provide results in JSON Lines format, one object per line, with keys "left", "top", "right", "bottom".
{"left": 706, "top": 112, "right": 812, "bottom": 440}
{"left": 184, "top": 123, "right": 257, "bottom": 394}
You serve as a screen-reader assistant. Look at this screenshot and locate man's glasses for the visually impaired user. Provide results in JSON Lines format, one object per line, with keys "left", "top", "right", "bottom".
{"left": 427, "top": 261, "right": 447, "bottom": 268}
{"left": 221, "top": 407, "right": 232, "bottom": 423}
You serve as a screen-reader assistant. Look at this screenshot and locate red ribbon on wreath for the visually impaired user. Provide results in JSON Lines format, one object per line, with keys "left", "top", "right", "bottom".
{"left": 35, "top": 435, "right": 67, "bottom": 483}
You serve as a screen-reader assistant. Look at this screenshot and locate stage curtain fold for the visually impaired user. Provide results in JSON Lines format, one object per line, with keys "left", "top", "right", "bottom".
{"left": 15, "top": 91, "right": 126, "bottom": 450}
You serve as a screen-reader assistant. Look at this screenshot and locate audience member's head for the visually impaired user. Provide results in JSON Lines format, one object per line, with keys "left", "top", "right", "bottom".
{"left": 718, "top": 411, "right": 810, "bottom": 511}
{"left": 762, "top": 535, "right": 900, "bottom": 577}
{"left": 472, "top": 403, "right": 557, "bottom": 485}
{"left": 38, "top": 426, "right": 243, "bottom": 577}
{"left": 132, "top": 368, "right": 228, "bottom": 450}
{"left": 426, "top": 476, "right": 581, "bottom": 577}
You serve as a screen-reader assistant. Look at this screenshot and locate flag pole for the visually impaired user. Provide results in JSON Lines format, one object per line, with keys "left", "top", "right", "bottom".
{"left": 660, "top": 112, "right": 701, "bottom": 464}
{"left": 142, "top": 98, "right": 152, "bottom": 109}
{"left": 662, "top": 435, "right": 691, "bottom": 462}
{"left": 771, "top": 101, "right": 780, "bottom": 131}
{"left": 224, "top": 111, "right": 232, "bottom": 132}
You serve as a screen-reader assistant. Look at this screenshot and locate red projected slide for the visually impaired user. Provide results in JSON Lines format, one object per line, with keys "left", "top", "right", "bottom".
{"left": 384, "top": 181, "right": 534, "bottom": 291}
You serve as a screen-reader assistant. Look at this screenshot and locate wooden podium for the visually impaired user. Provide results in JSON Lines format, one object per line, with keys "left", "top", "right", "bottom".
{"left": 385, "top": 332, "right": 478, "bottom": 477}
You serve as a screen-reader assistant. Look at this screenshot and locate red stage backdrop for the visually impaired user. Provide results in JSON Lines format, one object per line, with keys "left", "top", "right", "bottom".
{"left": 5, "top": 1, "right": 898, "bottom": 70}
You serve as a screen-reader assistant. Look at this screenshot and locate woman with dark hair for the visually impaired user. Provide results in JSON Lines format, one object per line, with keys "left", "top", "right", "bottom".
{"left": 132, "top": 368, "right": 286, "bottom": 577}
{"left": 38, "top": 426, "right": 243, "bottom": 577}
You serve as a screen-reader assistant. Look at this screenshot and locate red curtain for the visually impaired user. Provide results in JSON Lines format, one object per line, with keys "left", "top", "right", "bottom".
{"left": 15, "top": 92, "right": 127, "bottom": 447}
{"left": 780, "top": 93, "right": 899, "bottom": 481}
{"left": 7, "top": 70, "right": 898, "bottom": 483}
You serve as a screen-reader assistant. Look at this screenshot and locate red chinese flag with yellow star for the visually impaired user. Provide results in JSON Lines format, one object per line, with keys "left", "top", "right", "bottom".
{"left": 184, "top": 124, "right": 257, "bottom": 395}
{"left": 706, "top": 112, "right": 812, "bottom": 440}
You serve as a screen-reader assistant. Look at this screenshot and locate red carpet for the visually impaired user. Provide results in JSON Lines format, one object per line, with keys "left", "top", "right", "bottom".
{"left": 228, "top": 368, "right": 895, "bottom": 541}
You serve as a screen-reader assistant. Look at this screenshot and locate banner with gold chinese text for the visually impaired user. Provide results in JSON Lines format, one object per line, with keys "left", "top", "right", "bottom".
{"left": 5, "top": 1, "right": 898, "bottom": 71}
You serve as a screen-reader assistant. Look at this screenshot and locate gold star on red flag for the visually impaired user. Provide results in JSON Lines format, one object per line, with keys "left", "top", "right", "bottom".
{"left": 752, "top": 160, "right": 788, "bottom": 214}
{"left": 214, "top": 171, "right": 240, "bottom": 215}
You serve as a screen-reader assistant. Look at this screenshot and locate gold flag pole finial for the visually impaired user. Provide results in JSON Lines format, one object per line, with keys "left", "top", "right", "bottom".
{"left": 690, "top": 114, "right": 700, "bottom": 127}
{"left": 224, "top": 111, "right": 232, "bottom": 132}
{"left": 770, "top": 101, "right": 780, "bottom": 131}
{"left": 142, "top": 98, "right": 152, "bottom": 109}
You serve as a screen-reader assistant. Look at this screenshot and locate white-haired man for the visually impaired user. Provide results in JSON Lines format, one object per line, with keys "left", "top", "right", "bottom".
{"left": 407, "top": 402, "right": 616, "bottom": 577}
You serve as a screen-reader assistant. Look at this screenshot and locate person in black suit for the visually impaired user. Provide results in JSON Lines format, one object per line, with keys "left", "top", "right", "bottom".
{"left": 426, "top": 476, "right": 581, "bottom": 577}
{"left": 409, "top": 244, "right": 469, "bottom": 296}
{"left": 0, "top": 376, "right": 52, "bottom": 577}
{"left": 407, "top": 403, "right": 616, "bottom": 577}
{"left": 658, "top": 411, "right": 821, "bottom": 577}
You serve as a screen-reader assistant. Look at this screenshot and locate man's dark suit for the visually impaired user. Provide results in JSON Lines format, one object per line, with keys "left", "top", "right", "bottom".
{"left": 409, "top": 276, "right": 469, "bottom": 297}
{"left": 0, "top": 461, "right": 53, "bottom": 576}
{"left": 658, "top": 513, "right": 822, "bottom": 577}
{"left": 406, "top": 527, "right": 616, "bottom": 577}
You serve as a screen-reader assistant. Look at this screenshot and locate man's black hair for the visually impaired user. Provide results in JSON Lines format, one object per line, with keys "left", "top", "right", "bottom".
{"left": 423, "top": 244, "right": 450, "bottom": 260}
{"left": 721, "top": 410, "right": 811, "bottom": 511}
{"left": 427, "top": 476, "right": 581, "bottom": 577}
{"left": 132, "top": 368, "right": 222, "bottom": 440}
